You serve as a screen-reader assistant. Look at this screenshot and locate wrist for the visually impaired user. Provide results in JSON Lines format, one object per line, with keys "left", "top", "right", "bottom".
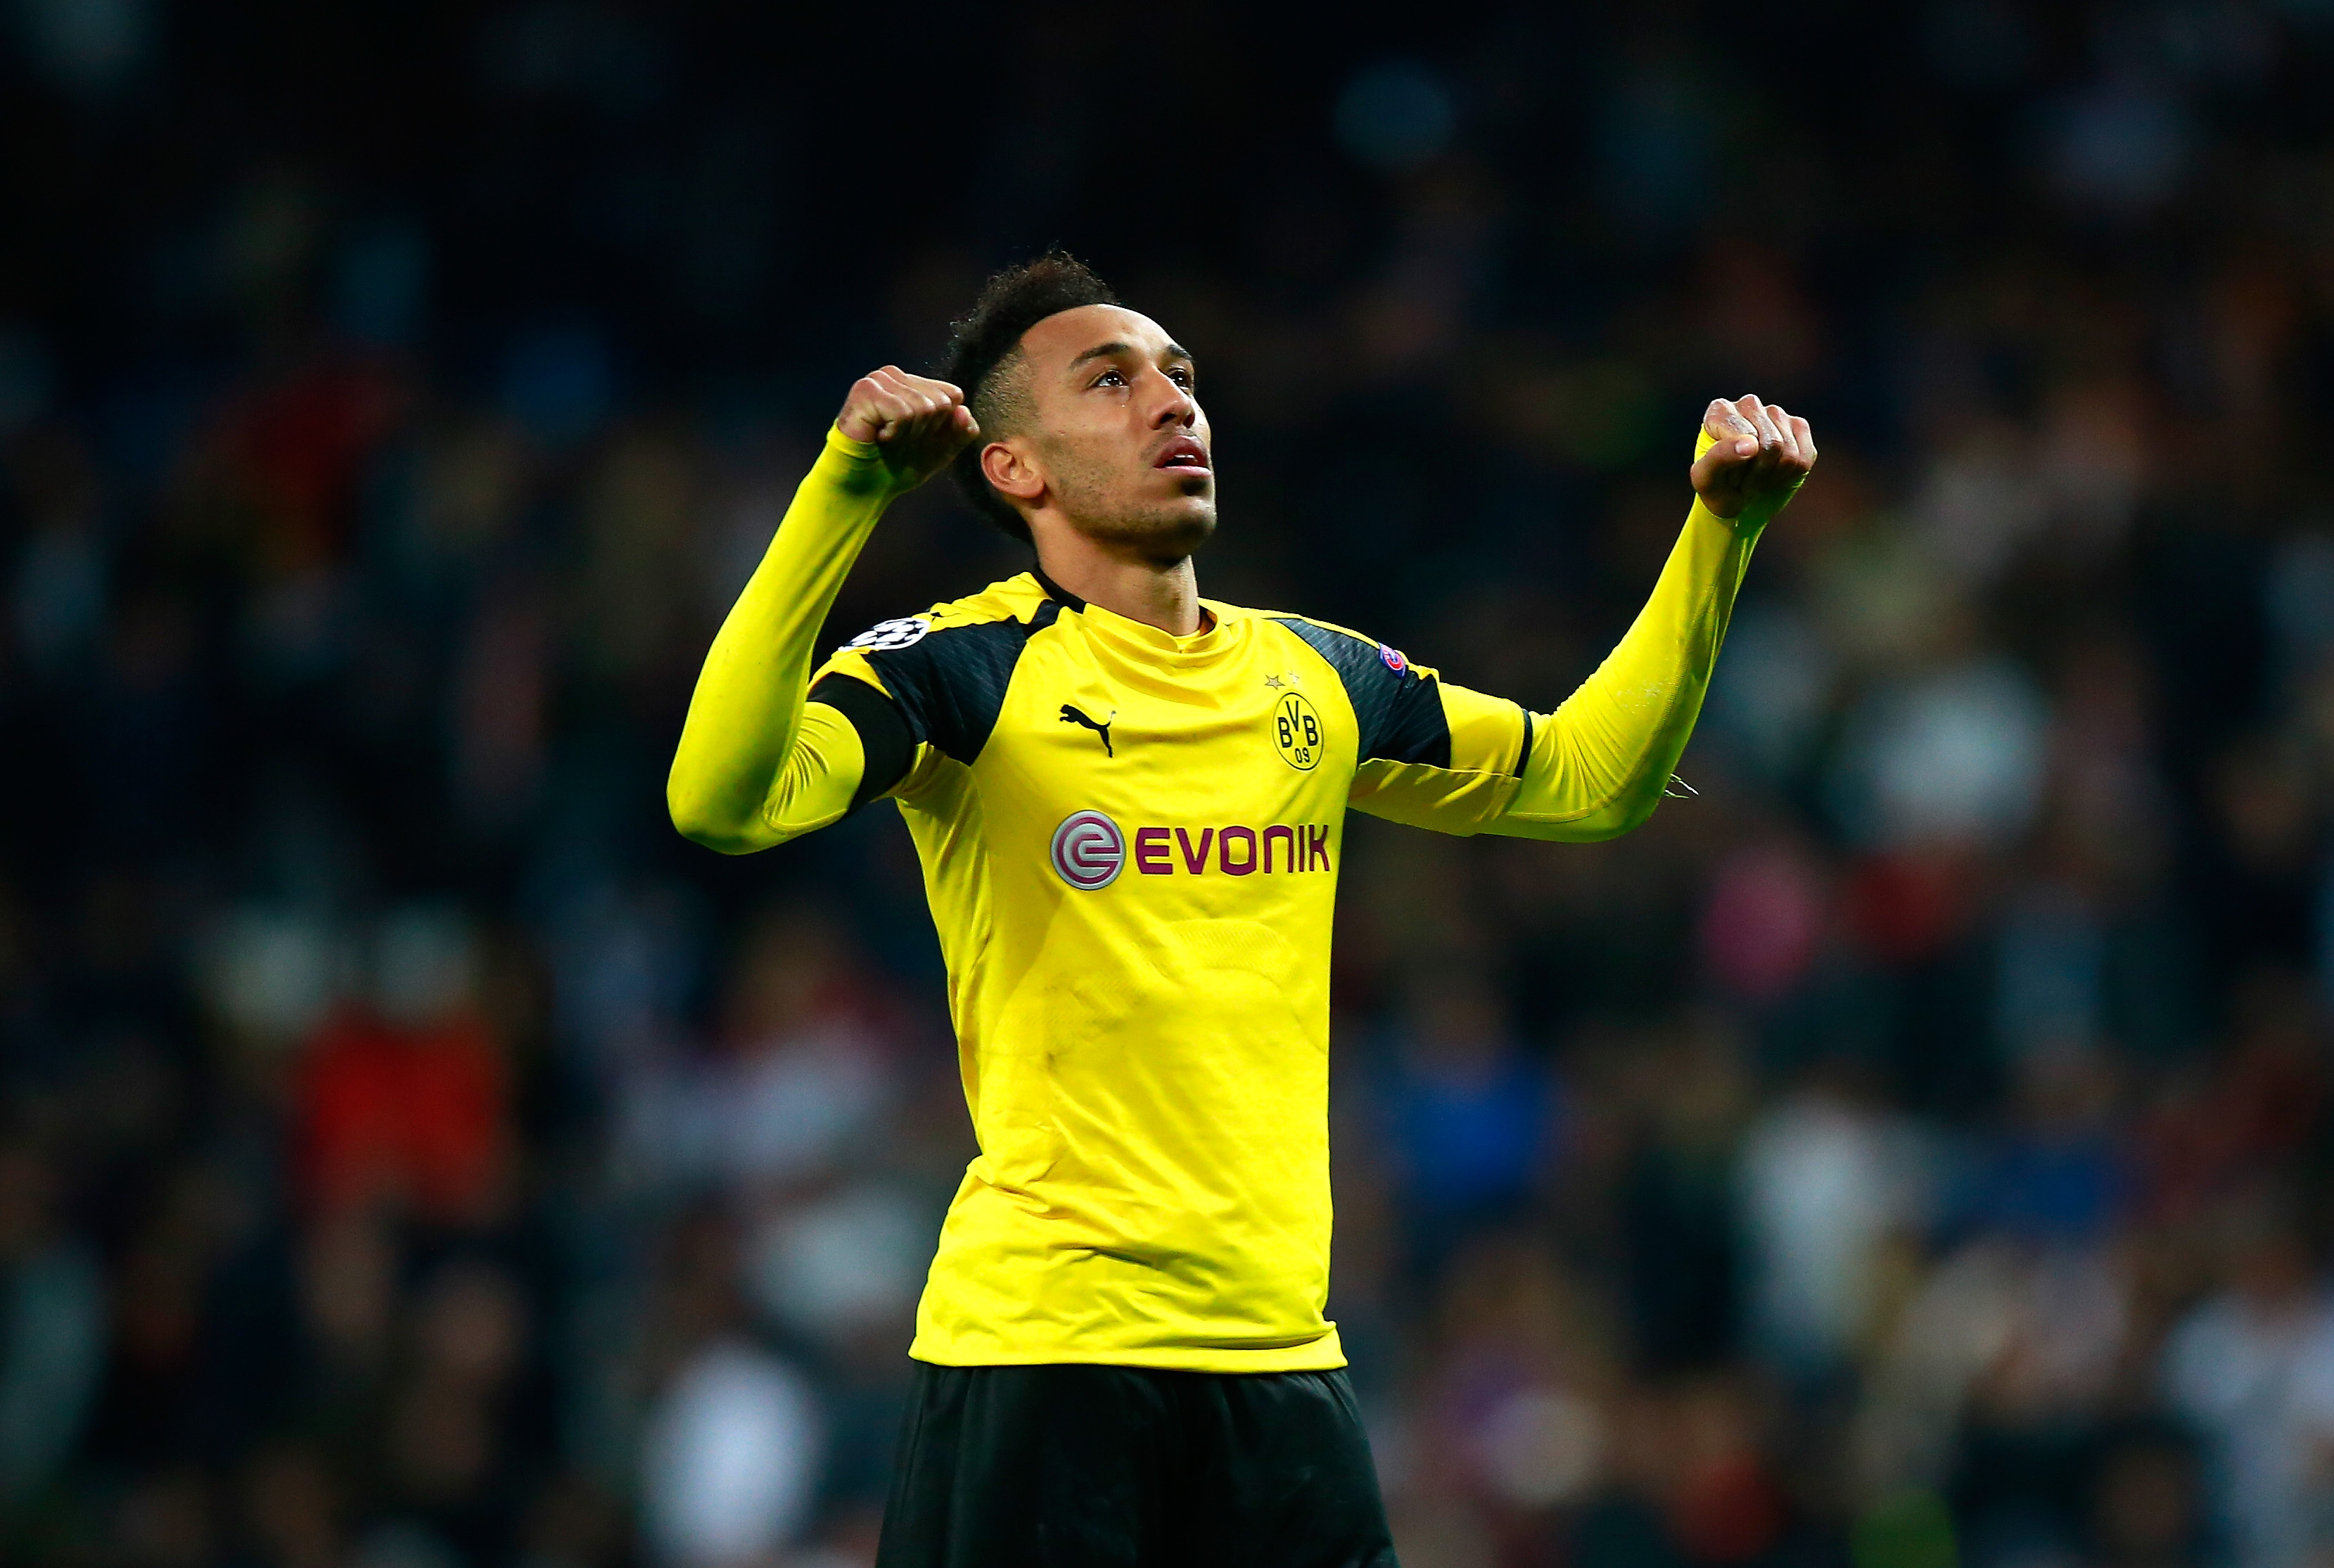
{"left": 820, "top": 423, "right": 914, "bottom": 498}
{"left": 831, "top": 417, "right": 884, "bottom": 451}
{"left": 1690, "top": 494, "right": 1765, "bottom": 540}
{"left": 826, "top": 422, "right": 883, "bottom": 460}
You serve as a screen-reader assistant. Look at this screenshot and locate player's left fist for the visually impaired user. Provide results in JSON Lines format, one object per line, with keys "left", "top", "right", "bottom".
{"left": 1690, "top": 395, "right": 1816, "bottom": 525}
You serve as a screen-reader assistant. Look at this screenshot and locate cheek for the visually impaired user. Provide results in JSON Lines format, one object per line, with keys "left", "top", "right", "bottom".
{"left": 1047, "top": 430, "right": 1140, "bottom": 495}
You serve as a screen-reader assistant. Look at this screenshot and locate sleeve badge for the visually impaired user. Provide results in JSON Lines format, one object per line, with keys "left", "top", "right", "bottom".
{"left": 844, "top": 616, "right": 932, "bottom": 652}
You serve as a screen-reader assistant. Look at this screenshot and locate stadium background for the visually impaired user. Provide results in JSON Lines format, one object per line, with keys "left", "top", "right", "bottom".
{"left": 4, "top": 2, "right": 2334, "bottom": 1564}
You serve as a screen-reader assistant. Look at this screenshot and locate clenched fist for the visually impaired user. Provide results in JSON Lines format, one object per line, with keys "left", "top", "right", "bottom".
{"left": 1690, "top": 395, "right": 1816, "bottom": 525}
{"left": 837, "top": 367, "right": 980, "bottom": 490}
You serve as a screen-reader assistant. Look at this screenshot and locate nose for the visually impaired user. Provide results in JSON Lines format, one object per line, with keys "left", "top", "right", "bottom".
{"left": 1142, "top": 366, "right": 1197, "bottom": 429}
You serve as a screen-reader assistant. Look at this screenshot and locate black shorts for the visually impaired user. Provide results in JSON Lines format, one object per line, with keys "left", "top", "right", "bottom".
{"left": 874, "top": 1361, "right": 1399, "bottom": 1568}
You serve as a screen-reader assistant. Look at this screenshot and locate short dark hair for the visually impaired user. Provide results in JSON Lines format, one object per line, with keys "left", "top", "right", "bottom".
{"left": 938, "top": 250, "right": 1119, "bottom": 543}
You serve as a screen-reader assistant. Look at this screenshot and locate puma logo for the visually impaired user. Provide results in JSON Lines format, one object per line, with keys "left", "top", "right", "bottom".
{"left": 1059, "top": 704, "right": 1115, "bottom": 758}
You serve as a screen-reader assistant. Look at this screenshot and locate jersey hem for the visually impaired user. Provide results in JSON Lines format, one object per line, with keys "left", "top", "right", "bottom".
{"left": 905, "top": 1338, "right": 1349, "bottom": 1375}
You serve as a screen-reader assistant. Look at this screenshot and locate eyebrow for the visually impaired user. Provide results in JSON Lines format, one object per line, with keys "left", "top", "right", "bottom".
{"left": 1068, "top": 340, "right": 1195, "bottom": 370}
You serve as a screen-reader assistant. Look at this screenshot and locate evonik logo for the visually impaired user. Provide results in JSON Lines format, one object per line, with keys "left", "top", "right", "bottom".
{"left": 1048, "top": 813, "right": 1334, "bottom": 891}
{"left": 1133, "top": 824, "right": 1329, "bottom": 878}
{"left": 1050, "top": 810, "right": 1125, "bottom": 889}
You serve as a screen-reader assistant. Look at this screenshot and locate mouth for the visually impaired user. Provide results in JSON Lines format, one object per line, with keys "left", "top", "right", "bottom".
{"left": 1154, "top": 435, "right": 1211, "bottom": 477}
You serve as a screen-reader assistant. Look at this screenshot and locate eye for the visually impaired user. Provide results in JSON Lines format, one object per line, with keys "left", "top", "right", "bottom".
{"left": 1168, "top": 366, "right": 1194, "bottom": 389}
{"left": 1092, "top": 369, "right": 1127, "bottom": 388}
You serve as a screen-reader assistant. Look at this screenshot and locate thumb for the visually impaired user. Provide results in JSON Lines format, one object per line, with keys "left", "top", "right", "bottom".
{"left": 1690, "top": 402, "right": 1756, "bottom": 488}
{"left": 1700, "top": 399, "right": 1759, "bottom": 459}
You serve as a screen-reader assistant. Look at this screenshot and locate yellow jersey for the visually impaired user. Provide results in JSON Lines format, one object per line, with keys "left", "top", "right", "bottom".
{"left": 668, "top": 424, "right": 1766, "bottom": 1372}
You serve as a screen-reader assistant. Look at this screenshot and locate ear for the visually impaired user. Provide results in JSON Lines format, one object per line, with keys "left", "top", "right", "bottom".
{"left": 981, "top": 438, "right": 1046, "bottom": 504}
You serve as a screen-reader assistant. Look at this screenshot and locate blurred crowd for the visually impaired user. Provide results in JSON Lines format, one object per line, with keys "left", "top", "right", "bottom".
{"left": 7, "top": 2, "right": 2334, "bottom": 1565}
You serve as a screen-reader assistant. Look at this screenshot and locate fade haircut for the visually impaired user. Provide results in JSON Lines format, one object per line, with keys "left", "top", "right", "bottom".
{"left": 938, "top": 250, "right": 1119, "bottom": 543}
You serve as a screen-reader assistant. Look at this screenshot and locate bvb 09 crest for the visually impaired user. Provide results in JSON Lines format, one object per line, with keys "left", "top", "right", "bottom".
{"left": 1273, "top": 691, "right": 1325, "bottom": 772}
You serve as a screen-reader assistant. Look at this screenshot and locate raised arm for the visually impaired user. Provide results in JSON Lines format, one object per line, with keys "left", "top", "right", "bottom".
{"left": 1349, "top": 396, "right": 1815, "bottom": 840}
{"left": 667, "top": 369, "right": 975, "bottom": 853}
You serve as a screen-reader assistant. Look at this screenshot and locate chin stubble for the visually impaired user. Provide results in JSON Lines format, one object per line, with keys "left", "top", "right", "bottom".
{"left": 1049, "top": 445, "right": 1218, "bottom": 560}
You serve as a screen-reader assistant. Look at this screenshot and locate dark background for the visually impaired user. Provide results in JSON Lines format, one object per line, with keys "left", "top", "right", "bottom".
{"left": 4, "top": 3, "right": 2334, "bottom": 1564}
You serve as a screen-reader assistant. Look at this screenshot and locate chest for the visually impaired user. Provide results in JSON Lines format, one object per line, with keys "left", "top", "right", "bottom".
{"left": 971, "top": 623, "right": 1351, "bottom": 828}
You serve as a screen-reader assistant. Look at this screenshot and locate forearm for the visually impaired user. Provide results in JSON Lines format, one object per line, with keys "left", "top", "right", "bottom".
{"left": 667, "top": 426, "right": 901, "bottom": 852}
{"left": 1491, "top": 494, "right": 1759, "bottom": 841}
{"left": 1345, "top": 419, "right": 1798, "bottom": 841}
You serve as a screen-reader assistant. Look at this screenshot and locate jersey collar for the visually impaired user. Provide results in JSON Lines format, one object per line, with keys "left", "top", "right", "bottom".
{"left": 1031, "top": 566, "right": 1085, "bottom": 613}
{"left": 1031, "top": 566, "right": 1223, "bottom": 637}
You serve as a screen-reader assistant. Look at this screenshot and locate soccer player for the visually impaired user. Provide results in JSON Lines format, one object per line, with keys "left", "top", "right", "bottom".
{"left": 668, "top": 253, "right": 1813, "bottom": 1567}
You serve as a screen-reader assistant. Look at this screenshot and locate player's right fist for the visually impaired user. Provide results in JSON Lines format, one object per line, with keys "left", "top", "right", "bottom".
{"left": 837, "top": 367, "right": 979, "bottom": 490}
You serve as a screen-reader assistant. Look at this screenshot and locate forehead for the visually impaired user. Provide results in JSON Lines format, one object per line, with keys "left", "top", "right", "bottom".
{"left": 1018, "top": 304, "right": 1182, "bottom": 371}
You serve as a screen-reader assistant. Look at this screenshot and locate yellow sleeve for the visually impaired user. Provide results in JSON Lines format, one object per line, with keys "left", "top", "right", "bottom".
{"left": 1346, "top": 679, "right": 1531, "bottom": 831}
{"left": 666, "top": 425, "right": 908, "bottom": 854}
{"left": 1487, "top": 490, "right": 1756, "bottom": 840}
{"left": 1350, "top": 428, "right": 1767, "bottom": 841}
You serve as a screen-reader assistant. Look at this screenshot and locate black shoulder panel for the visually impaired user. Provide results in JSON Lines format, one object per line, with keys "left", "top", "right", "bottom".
{"left": 807, "top": 674, "right": 914, "bottom": 808}
{"left": 862, "top": 602, "right": 1060, "bottom": 765}
{"left": 1270, "top": 618, "right": 1451, "bottom": 768}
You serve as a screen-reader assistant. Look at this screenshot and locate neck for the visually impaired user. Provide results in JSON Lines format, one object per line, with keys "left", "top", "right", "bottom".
{"left": 1032, "top": 533, "right": 1204, "bottom": 637}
